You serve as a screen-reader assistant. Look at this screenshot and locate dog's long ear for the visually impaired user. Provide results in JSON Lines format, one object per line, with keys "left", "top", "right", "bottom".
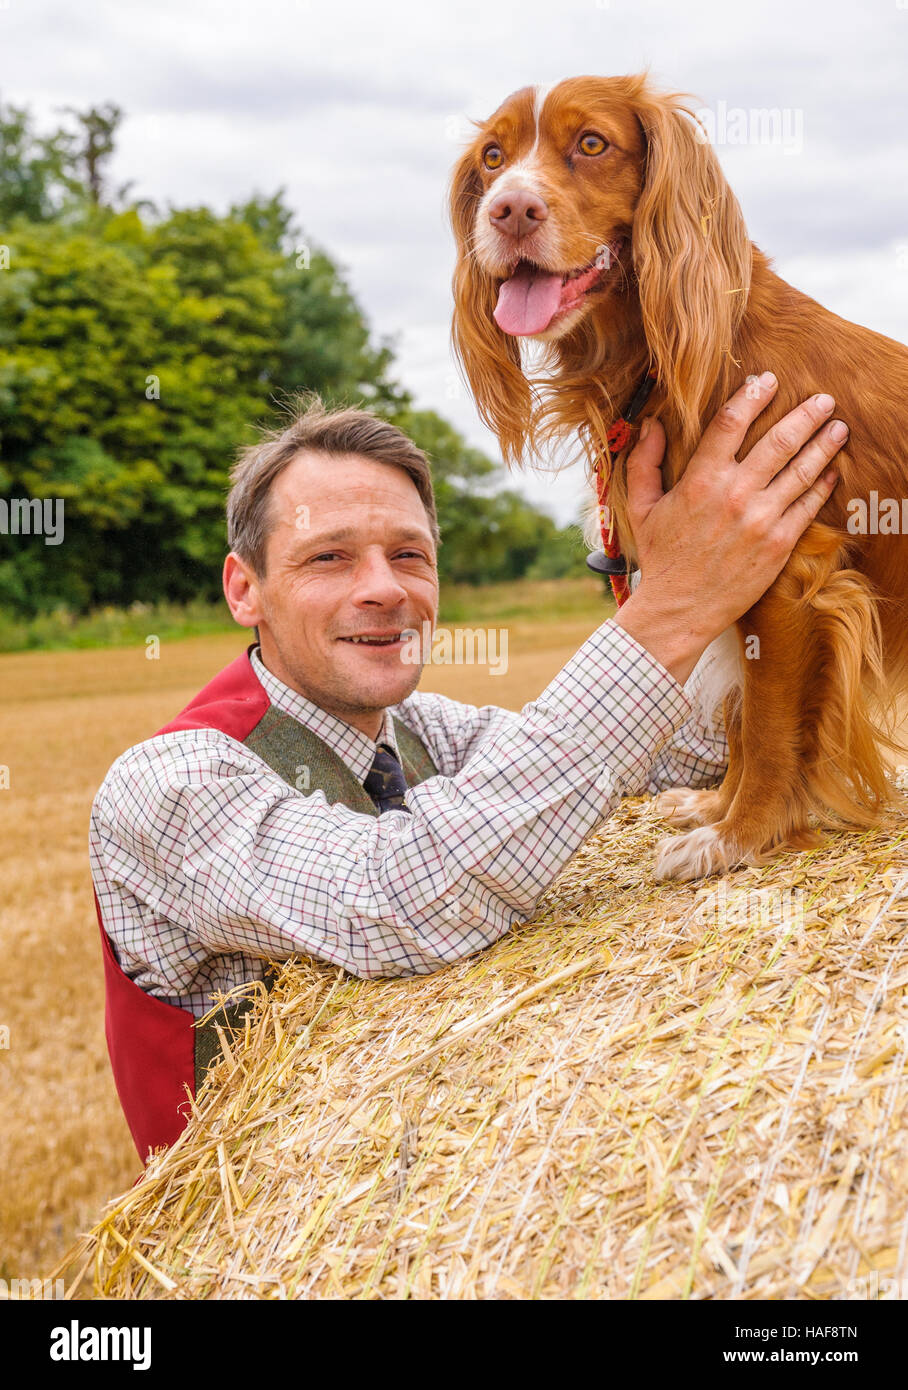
{"left": 632, "top": 92, "right": 752, "bottom": 454}
{"left": 448, "top": 143, "right": 533, "bottom": 467}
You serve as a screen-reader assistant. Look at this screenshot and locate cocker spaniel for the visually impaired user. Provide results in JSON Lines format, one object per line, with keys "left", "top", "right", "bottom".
{"left": 449, "top": 73, "right": 908, "bottom": 881}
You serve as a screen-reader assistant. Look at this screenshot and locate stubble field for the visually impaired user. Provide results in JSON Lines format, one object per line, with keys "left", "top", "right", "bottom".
{"left": 0, "top": 579, "right": 609, "bottom": 1280}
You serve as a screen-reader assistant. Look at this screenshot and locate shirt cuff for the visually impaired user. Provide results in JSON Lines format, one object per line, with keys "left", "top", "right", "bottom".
{"left": 526, "top": 617, "right": 694, "bottom": 794}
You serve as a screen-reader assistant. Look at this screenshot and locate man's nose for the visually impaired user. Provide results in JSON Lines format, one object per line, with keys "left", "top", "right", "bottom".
{"left": 488, "top": 188, "right": 549, "bottom": 240}
{"left": 351, "top": 554, "right": 409, "bottom": 603}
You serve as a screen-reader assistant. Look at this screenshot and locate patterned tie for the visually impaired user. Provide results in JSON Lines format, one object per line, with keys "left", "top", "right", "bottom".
{"left": 363, "top": 743, "right": 411, "bottom": 815}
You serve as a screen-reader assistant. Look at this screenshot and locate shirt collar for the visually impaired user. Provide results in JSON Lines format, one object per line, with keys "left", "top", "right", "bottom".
{"left": 249, "top": 645, "right": 400, "bottom": 784}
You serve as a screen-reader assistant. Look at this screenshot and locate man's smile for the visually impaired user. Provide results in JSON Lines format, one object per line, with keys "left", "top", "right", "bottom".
{"left": 338, "top": 629, "right": 408, "bottom": 649}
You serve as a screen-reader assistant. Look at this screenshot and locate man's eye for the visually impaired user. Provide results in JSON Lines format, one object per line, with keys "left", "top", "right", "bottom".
{"left": 311, "top": 552, "right": 343, "bottom": 562}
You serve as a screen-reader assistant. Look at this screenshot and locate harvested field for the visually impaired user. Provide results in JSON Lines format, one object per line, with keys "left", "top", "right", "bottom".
{"left": 0, "top": 582, "right": 607, "bottom": 1281}
{"left": 64, "top": 790, "right": 908, "bottom": 1300}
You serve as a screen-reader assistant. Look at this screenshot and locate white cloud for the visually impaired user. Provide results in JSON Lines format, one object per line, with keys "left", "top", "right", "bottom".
{"left": 2, "top": 0, "right": 905, "bottom": 524}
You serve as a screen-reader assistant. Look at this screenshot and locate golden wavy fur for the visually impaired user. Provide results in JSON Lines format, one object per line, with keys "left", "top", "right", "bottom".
{"left": 449, "top": 73, "right": 908, "bottom": 880}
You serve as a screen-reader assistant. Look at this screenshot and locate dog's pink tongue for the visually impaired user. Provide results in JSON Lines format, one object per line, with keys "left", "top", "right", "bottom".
{"left": 494, "top": 262, "right": 563, "bottom": 336}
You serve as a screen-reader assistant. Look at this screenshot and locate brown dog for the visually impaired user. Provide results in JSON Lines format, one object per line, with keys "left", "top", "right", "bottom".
{"left": 449, "top": 73, "right": 908, "bottom": 880}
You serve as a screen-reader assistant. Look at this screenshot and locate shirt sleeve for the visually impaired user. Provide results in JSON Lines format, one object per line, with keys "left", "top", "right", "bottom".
{"left": 91, "top": 619, "right": 694, "bottom": 986}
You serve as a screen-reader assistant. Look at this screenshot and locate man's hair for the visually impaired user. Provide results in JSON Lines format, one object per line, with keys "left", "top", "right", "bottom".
{"left": 227, "top": 394, "right": 441, "bottom": 575}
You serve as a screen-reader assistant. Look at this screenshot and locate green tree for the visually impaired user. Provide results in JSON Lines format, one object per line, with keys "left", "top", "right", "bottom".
{"left": 63, "top": 103, "right": 122, "bottom": 206}
{"left": 0, "top": 102, "right": 82, "bottom": 224}
{"left": 0, "top": 210, "right": 287, "bottom": 611}
{"left": 0, "top": 116, "right": 587, "bottom": 620}
{"left": 234, "top": 192, "right": 405, "bottom": 414}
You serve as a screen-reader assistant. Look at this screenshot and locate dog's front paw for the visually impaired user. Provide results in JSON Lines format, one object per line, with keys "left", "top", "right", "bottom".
{"left": 655, "top": 787, "right": 722, "bottom": 829}
{"left": 654, "top": 826, "right": 736, "bottom": 882}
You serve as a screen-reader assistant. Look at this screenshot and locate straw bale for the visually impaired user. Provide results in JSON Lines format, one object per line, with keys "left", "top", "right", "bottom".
{"left": 63, "top": 789, "right": 908, "bottom": 1299}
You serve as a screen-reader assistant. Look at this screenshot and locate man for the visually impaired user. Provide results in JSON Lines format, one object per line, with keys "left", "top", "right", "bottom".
{"left": 90, "top": 379, "right": 846, "bottom": 1158}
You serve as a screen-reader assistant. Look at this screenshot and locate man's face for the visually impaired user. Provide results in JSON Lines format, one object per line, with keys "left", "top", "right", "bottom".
{"left": 224, "top": 451, "right": 439, "bottom": 735}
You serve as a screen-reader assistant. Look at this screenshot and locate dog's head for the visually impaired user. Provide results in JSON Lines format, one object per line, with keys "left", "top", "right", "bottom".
{"left": 449, "top": 73, "right": 752, "bottom": 464}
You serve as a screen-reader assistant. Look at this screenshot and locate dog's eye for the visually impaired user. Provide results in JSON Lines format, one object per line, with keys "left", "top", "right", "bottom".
{"left": 483, "top": 145, "right": 504, "bottom": 170}
{"left": 578, "top": 132, "right": 608, "bottom": 156}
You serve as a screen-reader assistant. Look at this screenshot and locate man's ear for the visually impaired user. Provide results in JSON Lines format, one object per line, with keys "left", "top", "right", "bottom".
{"left": 223, "top": 552, "right": 264, "bottom": 629}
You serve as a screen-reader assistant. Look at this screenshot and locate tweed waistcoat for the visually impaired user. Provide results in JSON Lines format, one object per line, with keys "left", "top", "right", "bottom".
{"left": 96, "top": 649, "right": 438, "bottom": 1159}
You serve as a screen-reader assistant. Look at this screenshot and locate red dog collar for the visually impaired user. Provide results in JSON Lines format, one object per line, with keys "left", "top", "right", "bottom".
{"left": 588, "top": 371, "right": 657, "bottom": 605}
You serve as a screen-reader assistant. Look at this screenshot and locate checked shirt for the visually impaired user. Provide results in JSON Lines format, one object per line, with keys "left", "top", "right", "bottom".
{"left": 89, "top": 624, "right": 728, "bottom": 1018}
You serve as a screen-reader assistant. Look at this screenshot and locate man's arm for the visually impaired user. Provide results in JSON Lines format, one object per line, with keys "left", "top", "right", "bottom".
{"left": 91, "top": 377, "right": 847, "bottom": 1000}
{"left": 403, "top": 643, "right": 730, "bottom": 799}
{"left": 91, "top": 620, "right": 692, "bottom": 996}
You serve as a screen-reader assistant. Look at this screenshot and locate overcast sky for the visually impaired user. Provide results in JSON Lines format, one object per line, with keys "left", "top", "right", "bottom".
{"left": 2, "top": 0, "right": 906, "bottom": 524}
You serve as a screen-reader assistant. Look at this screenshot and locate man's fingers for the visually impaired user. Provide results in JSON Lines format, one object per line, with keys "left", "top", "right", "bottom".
{"left": 744, "top": 393, "right": 838, "bottom": 486}
{"left": 765, "top": 416, "right": 848, "bottom": 512}
{"left": 779, "top": 465, "right": 839, "bottom": 544}
{"left": 688, "top": 371, "right": 779, "bottom": 472}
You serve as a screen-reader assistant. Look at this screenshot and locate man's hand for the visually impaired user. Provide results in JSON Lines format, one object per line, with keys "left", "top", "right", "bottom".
{"left": 613, "top": 372, "right": 847, "bottom": 686}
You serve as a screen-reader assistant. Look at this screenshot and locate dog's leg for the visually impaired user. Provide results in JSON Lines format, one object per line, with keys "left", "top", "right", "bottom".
{"left": 654, "top": 525, "right": 897, "bottom": 882}
{"left": 654, "top": 597, "right": 813, "bottom": 881}
{"left": 655, "top": 626, "right": 743, "bottom": 828}
{"left": 656, "top": 686, "right": 743, "bottom": 828}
